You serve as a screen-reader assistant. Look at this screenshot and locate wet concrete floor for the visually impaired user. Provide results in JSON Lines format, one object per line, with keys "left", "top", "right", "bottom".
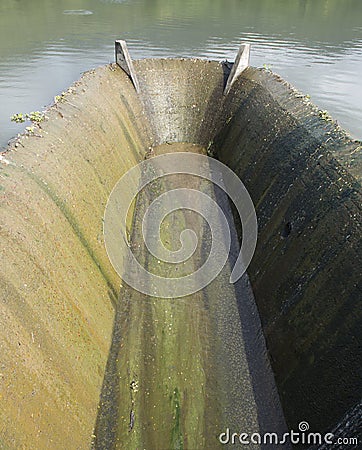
{"left": 93, "top": 143, "right": 287, "bottom": 449}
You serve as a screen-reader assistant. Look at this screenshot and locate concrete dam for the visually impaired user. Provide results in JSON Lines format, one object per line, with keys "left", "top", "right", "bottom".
{"left": 0, "top": 43, "right": 361, "bottom": 449}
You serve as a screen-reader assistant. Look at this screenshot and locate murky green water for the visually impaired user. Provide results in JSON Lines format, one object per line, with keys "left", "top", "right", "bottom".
{"left": 0, "top": 0, "right": 361, "bottom": 148}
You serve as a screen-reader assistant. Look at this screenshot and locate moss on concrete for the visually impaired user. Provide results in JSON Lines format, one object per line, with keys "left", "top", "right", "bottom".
{"left": 0, "top": 64, "right": 152, "bottom": 449}
{"left": 214, "top": 67, "right": 361, "bottom": 433}
{"left": 1, "top": 57, "right": 360, "bottom": 448}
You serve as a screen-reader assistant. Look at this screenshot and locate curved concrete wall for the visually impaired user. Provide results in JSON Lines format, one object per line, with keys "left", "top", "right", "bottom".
{"left": 0, "top": 65, "right": 152, "bottom": 448}
{"left": 0, "top": 59, "right": 360, "bottom": 447}
{"left": 135, "top": 58, "right": 226, "bottom": 146}
{"left": 213, "top": 68, "right": 361, "bottom": 433}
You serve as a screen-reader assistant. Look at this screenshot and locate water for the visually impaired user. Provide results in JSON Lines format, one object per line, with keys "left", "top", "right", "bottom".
{"left": 0, "top": 0, "right": 361, "bottom": 148}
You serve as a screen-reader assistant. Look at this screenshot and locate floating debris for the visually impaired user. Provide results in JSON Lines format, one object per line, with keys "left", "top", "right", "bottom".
{"left": 63, "top": 10, "right": 93, "bottom": 15}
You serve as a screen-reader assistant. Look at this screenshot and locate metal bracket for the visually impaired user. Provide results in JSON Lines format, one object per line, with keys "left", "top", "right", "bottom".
{"left": 224, "top": 43, "right": 250, "bottom": 95}
{"left": 115, "top": 40, "right": 140, "bottom": 93}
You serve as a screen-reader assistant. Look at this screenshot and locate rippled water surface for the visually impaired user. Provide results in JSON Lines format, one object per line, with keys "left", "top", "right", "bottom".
{"left": 0, "top": 0, "right": 361, "bottom": 146}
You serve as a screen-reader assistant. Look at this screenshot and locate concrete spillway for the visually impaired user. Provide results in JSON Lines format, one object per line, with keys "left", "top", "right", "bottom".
{"left": 0, "top": 56, "right": 361, "bottom": 449}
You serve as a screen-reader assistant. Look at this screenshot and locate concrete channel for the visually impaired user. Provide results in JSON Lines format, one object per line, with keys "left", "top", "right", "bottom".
{"left": 0, "top": 44, "right": 361, "bottom": 449}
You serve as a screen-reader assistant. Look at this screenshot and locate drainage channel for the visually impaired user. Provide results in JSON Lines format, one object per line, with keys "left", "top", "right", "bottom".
{"left": 93, "top": 143, "right": 287, "bottom": 449}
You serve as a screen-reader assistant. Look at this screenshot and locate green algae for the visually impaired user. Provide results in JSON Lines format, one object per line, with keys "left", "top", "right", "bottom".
{"left": 27, "top": 171, "right": 119, "bottom": 305}
{"left": 170, "top": 388, "right": 184, "bottom": 450}
{"left": 93, "top": 143, "right": 282, "bottom": 449}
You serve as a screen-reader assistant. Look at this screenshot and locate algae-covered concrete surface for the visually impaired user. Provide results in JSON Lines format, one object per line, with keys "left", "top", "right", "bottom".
{"left": 213, "top": 68, "right": 362, "bottom": 434}
{"left": 0, "top": 58, "right": 361, "bottom": 448}
{"left": 94, "top": 143, "right": 285, "bottom": 449}
{"left": 0, "top": 65, "right": 152, "bottom": 448}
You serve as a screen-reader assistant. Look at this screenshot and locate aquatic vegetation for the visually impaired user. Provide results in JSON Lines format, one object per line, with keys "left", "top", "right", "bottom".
{"left": 10, "top": 111, "right": 45, "bottom": 124}
{"left": 10, "top": 113, "right": 26, "bottom": 123}
{"left": 54, "top": 87, "right": 77, "bottom": 105}
{"left": 54, "top": 92, "right": 66, "bottom": 103}
{"left": 10, "top": 111, "right": 45, "bottom": 140}
{"left": 25, "top": 126, "right": 36, "bottom": 135}
{"left": 28, "top": 111, "right": 45, "bottom": 123}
